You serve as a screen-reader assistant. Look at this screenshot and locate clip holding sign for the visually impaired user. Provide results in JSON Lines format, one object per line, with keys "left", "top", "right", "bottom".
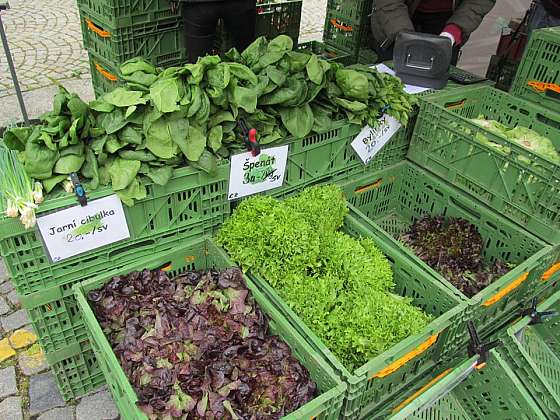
{"left": 70, "top": 173, "right": 87, "bottom": 207}
{"left": 238, "top": 119, "right": 260, "bottom": 157}
{"left": 467, "top": 321, "right": 501, "bottom": 369}
{"left": 521, "top": 297, "right": 558, "bottom": 326}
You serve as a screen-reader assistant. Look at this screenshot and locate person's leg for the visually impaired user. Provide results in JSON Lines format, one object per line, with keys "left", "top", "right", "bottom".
{"left": 527, "top": 1, "right": 560, "bottom": 35}
{"left": 182, "top": 3, "right": 220, "bottom": 63}
{"left": 222, "top": 0, "right": 256, "bottom": 53}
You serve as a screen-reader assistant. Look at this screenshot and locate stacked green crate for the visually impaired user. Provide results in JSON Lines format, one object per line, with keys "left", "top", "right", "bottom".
{"left": 498, "top": 289, "right": 560, "bottom": 418}
{"left": 77, "top": 0, "right": 185, "bottom": 97}
{"left": 511, "top": 26, "right": 560, "bottom": 110}
{"left": 323, "top": 0, "right": 377, "bottom": 64}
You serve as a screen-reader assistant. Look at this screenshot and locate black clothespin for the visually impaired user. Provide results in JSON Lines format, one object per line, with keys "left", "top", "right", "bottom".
{"left": 238, "top": 119, "right": 260, "bottom": 157}
{"left": 70, "top": 173, "right": 87, "bottom": 207}
{"left": 467, "top": 321, "right": 501, "bottom": 369}
{"left": 521, "top": 298, "right": 558, "bottom": 326}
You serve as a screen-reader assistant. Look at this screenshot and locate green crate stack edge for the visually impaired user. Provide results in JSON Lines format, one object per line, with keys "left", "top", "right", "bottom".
{"left": 375, "top": 350, "right": 546, "bottom": 419}
{"left": 236, "top": 208, "right": 469, "bottom": 418}
{"left": 338, "top": 161, "right": 558, "bottom": 337}
{"left": 408, "top": 84, "right": 560, "bottom": 246}
{"left": 73, "top": 237, "right": 346, "bottom": 420}
{"left": 323, "top": 0, "right": 377, "bottom": 64}
{"left": 511, "top": 26, "right": 560, "bottom": 110}
{"left": 497, "top": 287, "right": 560, "bottom": 418}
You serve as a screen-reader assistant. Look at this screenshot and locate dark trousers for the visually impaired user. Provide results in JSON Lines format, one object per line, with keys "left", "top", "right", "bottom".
{"left": 375, "top": 11, "right": 461, "bottom": 65}
{"left": 182, "top": 0, "right": 256, "bottom": 63}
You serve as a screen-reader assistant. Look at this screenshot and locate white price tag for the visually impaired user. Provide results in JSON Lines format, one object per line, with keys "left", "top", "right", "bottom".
{"left": 228, "top": 145, "right": 289, "bottom": 200}
{"left": 37, "top": 195, "right": 130, "bottom": 262}
{"left": 351, "top": 115, "right": 402, "bottom": 165}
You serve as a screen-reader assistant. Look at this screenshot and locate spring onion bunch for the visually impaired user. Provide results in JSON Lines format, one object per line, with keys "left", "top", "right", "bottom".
{"left": 0, "top": 143, "right": 43, "bottom": 229}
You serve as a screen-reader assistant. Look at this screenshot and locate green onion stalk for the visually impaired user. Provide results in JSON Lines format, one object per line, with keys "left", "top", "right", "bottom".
{"left": 0, "top": 143, "right": 43, "bottom": 229}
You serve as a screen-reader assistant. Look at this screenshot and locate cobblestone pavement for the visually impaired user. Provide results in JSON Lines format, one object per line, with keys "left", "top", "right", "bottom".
{"left": 0, "top": 260, "right": 118, "bottom": 420}
{"left": 0, "top": 0, "right": 89, "bottom": 98}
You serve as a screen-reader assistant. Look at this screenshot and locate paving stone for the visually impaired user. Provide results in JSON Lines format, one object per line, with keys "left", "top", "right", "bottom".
{"left": 0, "top": 337, "right": 16, "bottom": 362}
{"left": 29, "top": 372, "right": 65, "bottom": 416}
{"left": 6, "top": 290, "right": 19, "bottom": 307}
{"left": 0, "top": 260, "right": 7, "bottom": 284}
{"left": 18, "top": 344, "right": 48, "bottom": 376}
{"left": 37, "top": 406, "right": 74, "bottom": 420}
{"left": 0, "top": 396, "right": 23, "bottom": 420}
{"left": 9, "top": 328, "right": 37, "bottom": 349}
{"left": 1, "top": 310, "right": 29, "bottom": 332}
{"left": 0, "top": 296, "right": 10, "bottom": 315}
{"left": 0, "top": 366, "right": 17, "bottom": 398}
{"left": 76, "top": 390, "right": 119, "bottom": 420}
{"left": 0, "top": 281, "right": 14, "bottom": 295}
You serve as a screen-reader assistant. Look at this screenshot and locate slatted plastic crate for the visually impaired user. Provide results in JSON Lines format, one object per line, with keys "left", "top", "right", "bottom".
{"left": 511, "top": 26, "right": 560, "bottom": 110}
{"left": 74, "top": 237, "right": 347, "bottom": 420}
{"left": 297, "top": 41, "right": 355, "bottom": 65}
{"left": 88, "top": 51, "right": 124, "bottom": 97}
{"left": 45, "top": 339, "right": 105, "bottom": 401}
{"left": 238, "top": 213, "right": 469, "bottom": 419}
{"left": 323, "top": 0, "right": 372, "bottom": 59}
{"left": 76, "top": 0, "right": 179, "bottom": 29}
{"left": 408, "top": 85, "right": 560, "bottom": 245}
{"left": 379, "top": 351, "right": 546, "bottom": 419}
{"left": 341, "top": 161, "right": 559, "bottom": 337}
{"left": 499, "top": 289, "right": 560, "bottom": 418}
{"left": 80, "top": 12, "right": 186, "bottom": 68}
{"left": 0, "top": 164, "right": 229, "bottom": 296}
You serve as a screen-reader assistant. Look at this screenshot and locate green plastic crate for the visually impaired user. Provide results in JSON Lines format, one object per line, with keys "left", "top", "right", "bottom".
{"left": 323, "top": 10, "right": 370, "bottom": 57}
{"left": 239, "top": 214, "right": 469, "bottom": 419}
{"left": 88, "top": 51, "right": 124, "bottom": 97}
{"left": 238, "top": 119, "right": 412, "bottom": 201}
{"left": 73, "top": 237, "right": 347, "bottom": 420}
{"left": 80, "top": 12, "right": 186, "bottom": 67}
{"left": 45, "top": 339, "right": 105, "bottom": 401}
{"left": 340, "top": 161, "right": 558, "bottom": 336}
{"left": 76, "top": 0, "right": 179, "bottom": 29}
{"left": 498, "top": 289, "right": 560, "bottom": 418}
{"left": 0, "top": 164, "right": 229, "bottom": 296}
{"left": 297, "top": 41, "right": 356, "bottom": 65}
{"left": 511, "top": 27, "right": 560, "bottom": 110}
{"left": 16, "top": 221, "right": 214, "bottom": 358}
{"left": 255, "top": 0, "right": 302, "bottom": 44}
{"left": 408, "top": 85, "right": 560, "bottom": 245}
{"left": 380, "top": 350, "right": 546, "bottom": 419}
{"left": 326, "top": 0, "right": 372, "bottom": 23}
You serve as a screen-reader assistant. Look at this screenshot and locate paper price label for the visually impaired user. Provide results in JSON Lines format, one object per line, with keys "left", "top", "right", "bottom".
{"left": 351, "top": 115, "right": 402, "bottom": 165}
{"left": 228, "top": 145, "right": 289, "bottom": 200}
{"left": 37, "top": 195, "right": 130, "bottom": 262}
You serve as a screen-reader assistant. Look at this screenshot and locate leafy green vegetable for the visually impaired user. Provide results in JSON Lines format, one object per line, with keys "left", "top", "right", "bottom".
{"left": 217, "top": 185, "right": 431, "bottom": 370}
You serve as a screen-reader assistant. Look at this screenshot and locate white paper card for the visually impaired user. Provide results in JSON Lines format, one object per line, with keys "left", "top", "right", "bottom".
{"left": 228, "top": 145, "right": 289, "bottom": 200}
{"left": 37, "top": 195, "right": 130, "bottom": 262}
{"left": 374, "top": 63, "right": 431, "bottom": 94}
{"left": 351, "top": 115, "right": 402, "bottom": 165}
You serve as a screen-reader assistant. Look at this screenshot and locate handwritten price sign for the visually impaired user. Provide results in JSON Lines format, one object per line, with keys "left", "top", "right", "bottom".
{"left": 228, "top": 145, "right": 288, "bottom": 200}
{"left": 37, "top": 195, "right": 130, "bottom": 262}
{"left": 351, "top": 115, "right": 402, "bottom": 165}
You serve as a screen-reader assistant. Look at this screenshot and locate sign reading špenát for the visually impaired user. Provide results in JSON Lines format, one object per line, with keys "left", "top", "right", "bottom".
{"left": 37, "top": 195, "right": 130, "bottom": 262}
{"left": 228, "top": 145, "right": 289, "bottom": 200}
